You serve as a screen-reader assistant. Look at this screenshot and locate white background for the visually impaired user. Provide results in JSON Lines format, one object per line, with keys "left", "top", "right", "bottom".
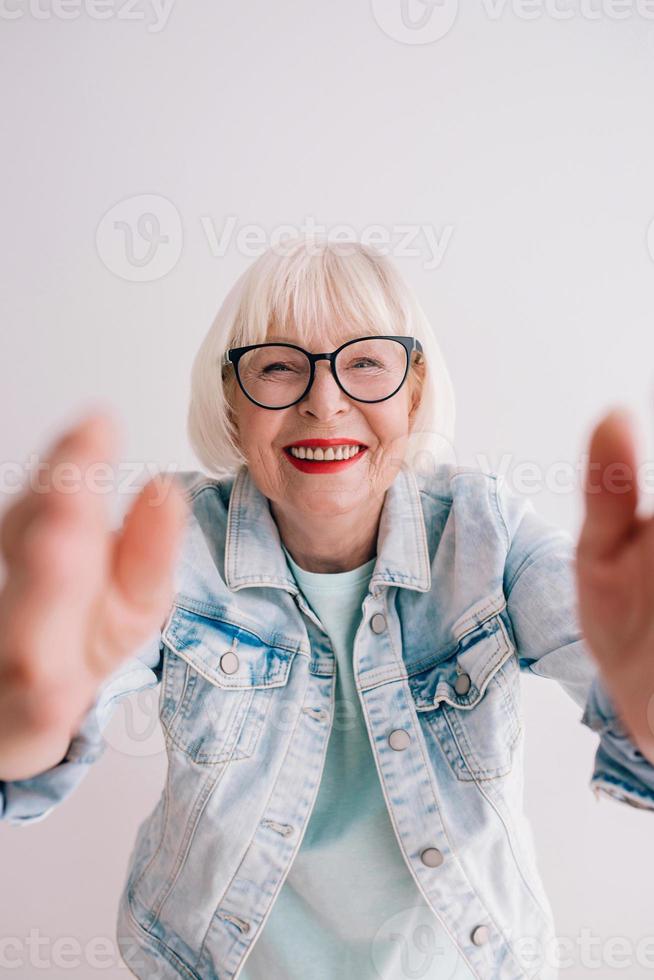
{"left": 1, "top": 2, "right": 654, "bottom": 977}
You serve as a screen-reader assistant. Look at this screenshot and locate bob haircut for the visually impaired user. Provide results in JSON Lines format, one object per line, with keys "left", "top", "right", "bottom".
{"left": 187, "top": 237, "right": 456, "bottom": 479}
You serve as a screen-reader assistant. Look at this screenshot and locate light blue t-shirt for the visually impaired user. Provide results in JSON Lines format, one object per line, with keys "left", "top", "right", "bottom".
{"left": 241, "top": 546, "right": 474, "bottom": 980}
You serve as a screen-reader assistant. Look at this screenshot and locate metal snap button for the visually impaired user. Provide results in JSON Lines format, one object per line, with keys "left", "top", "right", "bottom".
{"left": 420, "top": 847, "right": 444, "bottom": 868}
{"left": 454, "top": 672, "right": 471, "bottom": 695}
{"left": 388, "top": 729, "right": 411, "bottom": 751}
{"left": 471, "top": 924, "right": 489, "bottom": 946}
{"left": 220, "top": 651, "right": 239, "bottom": 674}
{"left": 370, "top": 613, "right": 387, "bottom": 634}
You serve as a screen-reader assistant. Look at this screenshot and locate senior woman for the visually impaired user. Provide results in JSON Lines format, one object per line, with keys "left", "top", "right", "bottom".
{"left": 0, "top": 238, "right": 653, "bottom": 980}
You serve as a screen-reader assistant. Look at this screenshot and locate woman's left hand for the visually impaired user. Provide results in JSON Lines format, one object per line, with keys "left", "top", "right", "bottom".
{"left": 576, "top": 408, "right": 654, "bottom": 765}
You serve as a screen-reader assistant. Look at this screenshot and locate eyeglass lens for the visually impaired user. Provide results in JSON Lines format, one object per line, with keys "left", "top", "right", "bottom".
{"left": 236, "top": 339, "right": 408, "bottom": 408}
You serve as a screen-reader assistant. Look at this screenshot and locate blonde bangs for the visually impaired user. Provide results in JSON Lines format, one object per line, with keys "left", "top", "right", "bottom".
{"left": 228, "top": 240, "right": 407, "bottom": 351}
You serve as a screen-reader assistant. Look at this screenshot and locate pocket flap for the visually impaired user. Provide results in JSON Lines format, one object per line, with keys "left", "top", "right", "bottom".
{"left": 409, "top": 614, "right": 515, "bottom": 711}
{"left": 162, "top": 604, "right": 298, "bottom": 689}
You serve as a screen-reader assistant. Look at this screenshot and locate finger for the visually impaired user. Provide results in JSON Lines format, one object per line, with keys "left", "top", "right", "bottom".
{"left": 0, "top": 412, "right": 119, "bottom": 566}
{"left": 110, "top": 474, "right": 189, "bottom": 616}
{"left": 0, "top": 412, "right": 121, "bottom": 679}
{"left": 0, "top": 493, "right": 40, "bottom": 566}
{"left": 34, "top": 412, "right": 120, "bottom": 521}
{"left": 577, "top": 407, "right": 640, "bottom": 563}
{"left": 0, "top": 509, "right": 102, "bottom": 682}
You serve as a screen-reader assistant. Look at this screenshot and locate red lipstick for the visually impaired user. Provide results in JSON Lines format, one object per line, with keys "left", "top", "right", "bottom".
{"left": 284, "top": 438, "right": 364, "bottom": 448}
{"left": 282, "top": 438, "right": 368, "bottom": 474}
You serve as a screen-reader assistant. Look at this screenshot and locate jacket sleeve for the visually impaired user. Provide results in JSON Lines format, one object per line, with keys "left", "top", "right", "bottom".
{"left": 495, "top": 476, "right": 654, "bottom": 811}
{"left": 0, "top": 631, "right": 163, "bottom": 826}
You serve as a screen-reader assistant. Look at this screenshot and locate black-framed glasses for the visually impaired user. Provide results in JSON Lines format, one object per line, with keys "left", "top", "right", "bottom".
{"left": 222, "top": 335, "right": 424, "bottom": 410}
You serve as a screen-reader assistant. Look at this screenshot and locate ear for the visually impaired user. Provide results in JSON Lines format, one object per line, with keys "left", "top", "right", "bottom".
{"left": 229, "top": 412, "right": 242, "bottom": 456}
{"left": 228, "top": 405, "right": 240, "bottom": 440}
{"left": 407, "top": 368, "right": 424, "bottom": 428}
{"left": 224, "top": 378, "right": 241, "bottom": 443}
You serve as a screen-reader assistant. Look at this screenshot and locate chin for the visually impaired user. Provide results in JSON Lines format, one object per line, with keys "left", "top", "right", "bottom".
{"left": 294, "top": 489, "right": 369, "bottom": 515}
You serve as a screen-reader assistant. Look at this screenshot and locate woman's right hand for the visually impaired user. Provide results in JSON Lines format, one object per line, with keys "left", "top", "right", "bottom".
{"left": 0, "top": 413, "right": 189, "bottom": 781}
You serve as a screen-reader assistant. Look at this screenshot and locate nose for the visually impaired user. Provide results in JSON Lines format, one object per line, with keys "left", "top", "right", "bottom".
{"left": 298, "top": 360, "right": 350, "bottom": 418}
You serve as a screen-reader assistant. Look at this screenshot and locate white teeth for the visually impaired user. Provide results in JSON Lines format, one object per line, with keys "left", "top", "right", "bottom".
{"left": 288, "top": 444, "right": 363, "bottom": 461}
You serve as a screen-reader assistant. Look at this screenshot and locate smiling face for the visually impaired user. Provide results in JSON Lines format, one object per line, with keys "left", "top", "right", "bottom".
{"left": 227, "top": 328, "right": 423, "bottom": 525}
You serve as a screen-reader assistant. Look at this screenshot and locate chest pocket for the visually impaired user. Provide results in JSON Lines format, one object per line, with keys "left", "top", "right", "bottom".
{"left": 409, "top": 613, "right": 522, "bottom": 781}
{"left": 159, "top": 604, "right": 298, "bottom": 765}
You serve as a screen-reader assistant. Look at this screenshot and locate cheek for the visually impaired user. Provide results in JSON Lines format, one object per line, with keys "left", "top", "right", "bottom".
{"left": 234, "top": 401, "right": 269, "bottom": 448}
{"left": 369, "top": 404, "right": 412, "bottom": 445}
{"left": 360, "top": 431, "right": 408, "bottom": 479}
{"left": 236, "top": 409, "right": 286, "bottom": 471}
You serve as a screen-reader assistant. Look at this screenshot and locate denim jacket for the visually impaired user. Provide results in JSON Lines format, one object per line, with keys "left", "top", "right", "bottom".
{"left": 3, "top": 462, "right": 654, "bottom": 980}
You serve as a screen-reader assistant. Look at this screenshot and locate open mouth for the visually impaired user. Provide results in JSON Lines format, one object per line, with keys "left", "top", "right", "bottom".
{"left": 282, "top": 442, "right": 369, "bottom": 472}
{"left": 284, "top": 444, "right": 366, "bottom": 462}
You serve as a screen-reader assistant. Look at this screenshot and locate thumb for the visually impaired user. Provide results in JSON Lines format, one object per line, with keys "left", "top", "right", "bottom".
{"left": 111, "top": 475, "right": 189, "bottom": 614}
{"left": 578, "top": 408, "right": 639, "bottom": 563}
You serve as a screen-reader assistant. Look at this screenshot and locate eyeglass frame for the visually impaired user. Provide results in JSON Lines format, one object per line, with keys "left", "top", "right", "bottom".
{"left": 221, "top": 335, "right": 424, "bottom": 410}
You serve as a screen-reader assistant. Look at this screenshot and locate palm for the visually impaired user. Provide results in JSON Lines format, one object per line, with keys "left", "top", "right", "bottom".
{"left": 0, "top": 414, "right": 188, "bottom": 759}
{"left": 576, "top": 409, "right": 654, "bottom": 760}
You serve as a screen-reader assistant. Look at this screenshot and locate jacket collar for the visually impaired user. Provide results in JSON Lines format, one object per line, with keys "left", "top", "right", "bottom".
{"left": 224, "top": 464, "right": 431, "bottom": 597}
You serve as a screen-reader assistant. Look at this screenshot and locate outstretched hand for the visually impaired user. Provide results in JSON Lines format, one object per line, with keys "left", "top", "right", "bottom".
{"left": 576, "top": 408, "right": 654, "bottom": 764}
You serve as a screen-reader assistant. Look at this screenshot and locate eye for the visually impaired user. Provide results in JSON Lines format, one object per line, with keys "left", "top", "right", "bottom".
{"left": 350, "top": 358, "right": 382, "bottom": 369}
{"left": 261, "top": 362, "right": 298, "bottom": 374}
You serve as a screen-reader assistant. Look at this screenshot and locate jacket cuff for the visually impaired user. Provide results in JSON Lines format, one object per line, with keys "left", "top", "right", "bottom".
{"left": 0, "top": 716, "right": 107, "bottom": 826}
{"left": 581, "top": 672, "right": 654, "bottom": 811}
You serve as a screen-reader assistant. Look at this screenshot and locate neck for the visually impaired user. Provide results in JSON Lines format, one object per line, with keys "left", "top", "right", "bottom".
{"left": 269, "top": 496, "right": 382, "bottom": 573}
